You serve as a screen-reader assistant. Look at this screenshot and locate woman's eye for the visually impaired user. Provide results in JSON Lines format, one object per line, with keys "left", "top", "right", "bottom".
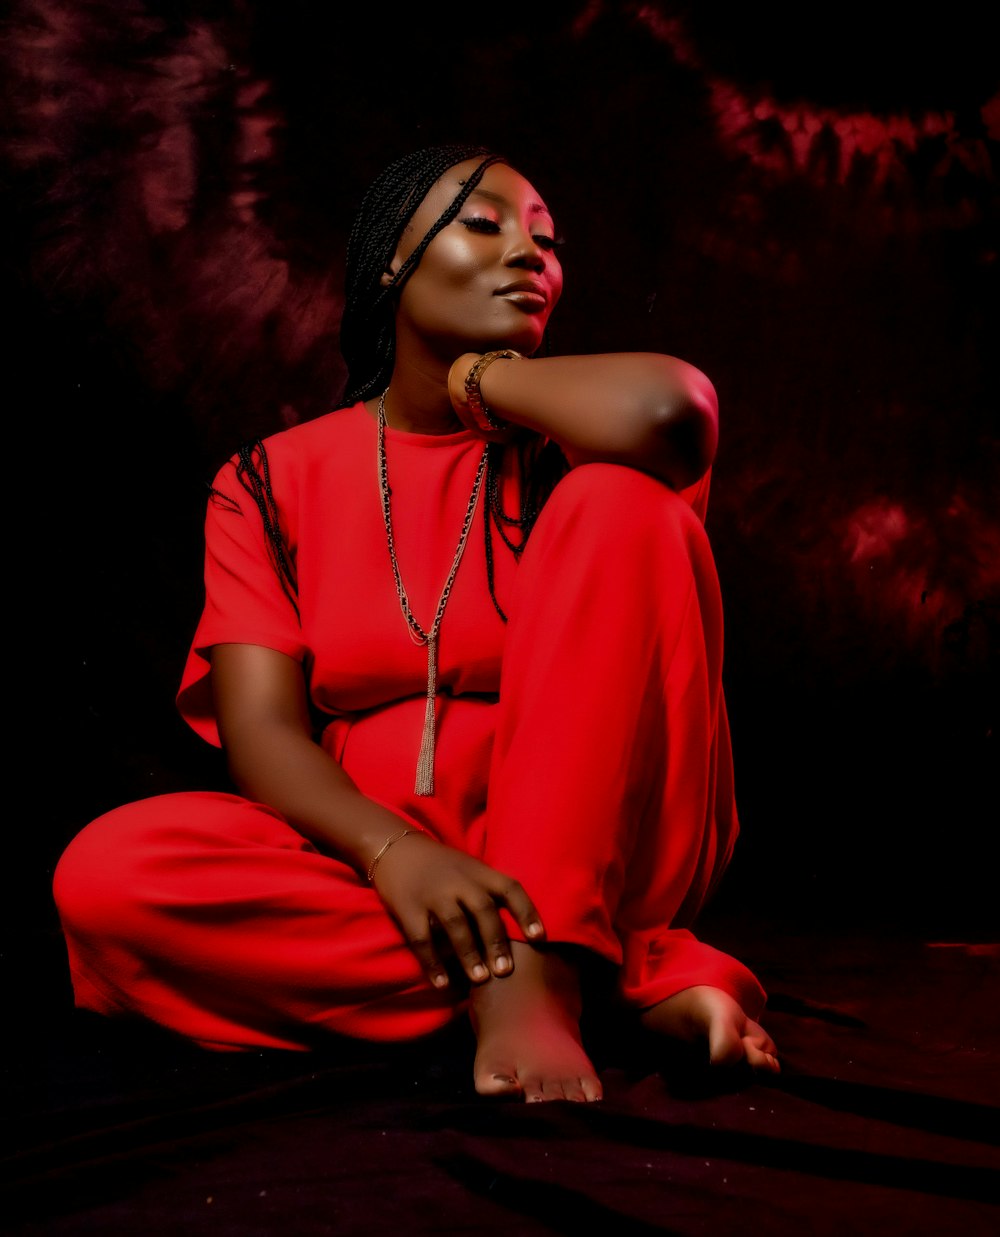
{"left": 533, "top": 234, "right": 564, "bottom": 252}
{"left": 460, "top": 217, "right": 501, "bottom": 234}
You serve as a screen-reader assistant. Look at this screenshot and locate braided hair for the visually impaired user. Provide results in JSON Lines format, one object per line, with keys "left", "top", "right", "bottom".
{"left": 341, "top": 143, "right": 503, "bottom": 404}
{"left": 229, "top": 143, "right": 567, "bottom": 621}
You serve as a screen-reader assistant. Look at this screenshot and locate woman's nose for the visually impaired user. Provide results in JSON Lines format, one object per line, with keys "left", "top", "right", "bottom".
{"left": 504, "top": 232, "right": 547, "bottom": 272}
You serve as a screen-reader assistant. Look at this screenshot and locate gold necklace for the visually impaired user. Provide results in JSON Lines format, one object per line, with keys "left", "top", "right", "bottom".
{"left": 377, "top": 389, "right": 489, "bottom": 795}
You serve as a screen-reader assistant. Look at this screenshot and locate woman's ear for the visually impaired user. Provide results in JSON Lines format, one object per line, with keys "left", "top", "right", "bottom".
{"left": 379, "top": 260, "right": 399, "bottom": 288}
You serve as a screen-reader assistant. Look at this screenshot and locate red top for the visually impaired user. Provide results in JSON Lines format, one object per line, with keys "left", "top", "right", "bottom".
{"left": 177, "top": 400, "right": 711, "bottom": 749}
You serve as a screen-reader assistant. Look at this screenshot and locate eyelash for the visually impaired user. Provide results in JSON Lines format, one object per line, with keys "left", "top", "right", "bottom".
{"left": 460, "top": 217, "right": 565, "bottom": 250}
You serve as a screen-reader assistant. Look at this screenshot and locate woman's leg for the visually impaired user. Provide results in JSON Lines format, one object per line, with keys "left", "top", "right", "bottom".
{"left": 53, "top": 791, "right": 458, "bottom": 1050}
{"left": 473, "top": 463, "right": 768, "bottom": 1097}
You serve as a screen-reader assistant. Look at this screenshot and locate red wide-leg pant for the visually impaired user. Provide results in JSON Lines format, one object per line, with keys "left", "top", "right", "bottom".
{"left": 54, "top": 464, "right": 765, "bottom": 1051}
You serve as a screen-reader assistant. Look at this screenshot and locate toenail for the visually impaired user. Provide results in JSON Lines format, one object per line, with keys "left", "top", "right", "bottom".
{"left": 493, "top": 1074, "right": 516, "bottom": 1084}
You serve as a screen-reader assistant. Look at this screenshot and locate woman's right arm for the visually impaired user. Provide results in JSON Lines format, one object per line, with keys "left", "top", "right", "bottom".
{"left": 210, "top": 642, "right": 544, "bottom": 986}
{"left": 211, "top": 642, "right": 406, "bottom": 873}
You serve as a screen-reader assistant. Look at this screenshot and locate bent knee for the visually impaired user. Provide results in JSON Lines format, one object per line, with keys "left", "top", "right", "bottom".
{"left": 543, "top": 463, "right": 705, "bottom": 546}
{"left": 53, "top": 803, "right": 151, "bottom": 936}
{"left": 52, "top": 791, "right": 264, "bottom": 936}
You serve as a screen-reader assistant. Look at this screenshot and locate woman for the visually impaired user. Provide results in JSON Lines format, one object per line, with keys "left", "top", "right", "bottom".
{"left": 54, "top": 143, "right": 779, "bottom": 1103}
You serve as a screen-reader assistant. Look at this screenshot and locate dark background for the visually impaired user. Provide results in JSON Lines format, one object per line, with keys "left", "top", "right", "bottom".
{"left": 4, "top": 0, "right": 998, "bottom": 1022}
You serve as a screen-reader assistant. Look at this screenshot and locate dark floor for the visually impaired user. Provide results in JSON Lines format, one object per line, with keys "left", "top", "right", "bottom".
{"left": 5, "top": 908, "right": 998, "bottom": 1237}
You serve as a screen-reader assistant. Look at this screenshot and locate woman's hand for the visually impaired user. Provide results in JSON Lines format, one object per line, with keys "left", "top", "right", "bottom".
{"left": 371, "top": 830, "right": 545, "bottom": 990}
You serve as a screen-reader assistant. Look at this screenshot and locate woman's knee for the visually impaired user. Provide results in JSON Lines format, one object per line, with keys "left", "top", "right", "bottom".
{"left": 535, "top": 463, "right": 707, "bottom": 558}
{"left": 53, "top": 804, "right": 144, "bottom": 935}
{"left": 52, "top": 791, "right": 270, "bottom": 935}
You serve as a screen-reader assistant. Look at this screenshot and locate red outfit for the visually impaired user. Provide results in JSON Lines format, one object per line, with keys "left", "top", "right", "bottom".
{"left": 54, "top": 402, "right": 765, "bottom": 1051}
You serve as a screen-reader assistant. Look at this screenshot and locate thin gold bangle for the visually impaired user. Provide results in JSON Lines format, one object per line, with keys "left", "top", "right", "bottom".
{"left": 367, "top": 828, "right": 419, "bottom": 883}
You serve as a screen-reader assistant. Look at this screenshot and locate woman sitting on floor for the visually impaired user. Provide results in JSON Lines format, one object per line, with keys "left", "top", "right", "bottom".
{"left": 53, "top": 142, "right": 779, "bottom": 1102}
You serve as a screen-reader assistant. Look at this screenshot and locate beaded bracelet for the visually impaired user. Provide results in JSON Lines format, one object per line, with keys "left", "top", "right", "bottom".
{"left": 461, "top": 349, "right": 523, "bottom": 432}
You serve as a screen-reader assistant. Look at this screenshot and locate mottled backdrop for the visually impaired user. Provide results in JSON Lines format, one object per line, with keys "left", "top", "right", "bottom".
{"left": 5, "top": 1, "right": 997, "bottom": 983}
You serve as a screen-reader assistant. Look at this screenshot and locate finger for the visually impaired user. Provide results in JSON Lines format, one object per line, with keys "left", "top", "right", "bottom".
{"left": 463, "top": 898, "right": 514, "bottom": 977}
{"left": 435, "top": 909, "right": 491, "bottom": 984}
{"left": 402, "top": 917, "right": 451, "bottom": 990}
{"left": 490, "top": 875, "right": 545, "bottom": 942}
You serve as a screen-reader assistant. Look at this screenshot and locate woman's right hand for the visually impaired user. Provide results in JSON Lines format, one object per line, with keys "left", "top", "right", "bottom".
{"left": 370, "top": 831, "right": 545, "bottom": 990}
{"left": 210, "top": 644, "right": 542, "bottom": 990}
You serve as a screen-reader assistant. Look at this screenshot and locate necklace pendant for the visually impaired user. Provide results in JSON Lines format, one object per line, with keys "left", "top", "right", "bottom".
{"left": 414, "top": 632, "right": 438, "bottom": 796}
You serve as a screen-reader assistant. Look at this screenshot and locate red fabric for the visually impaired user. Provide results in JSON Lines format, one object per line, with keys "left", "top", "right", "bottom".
{"left": 54, "top": 403, "right": 764, "bottom": 1051}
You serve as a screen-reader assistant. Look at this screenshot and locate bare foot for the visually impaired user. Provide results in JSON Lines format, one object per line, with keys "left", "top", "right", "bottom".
{"left": 640, "top": 985, "right": 780, "bottom": 1073}
{"left": 470, "top": 942, "right": 603, "bottom": 1103}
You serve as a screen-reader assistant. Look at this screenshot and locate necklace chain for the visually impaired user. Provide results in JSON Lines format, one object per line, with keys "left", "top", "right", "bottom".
{"left": 377, "top": 388, "right": 489, "bottom": 797}
{"left": 377, "top": 389, "right": 489, "bottom": 645}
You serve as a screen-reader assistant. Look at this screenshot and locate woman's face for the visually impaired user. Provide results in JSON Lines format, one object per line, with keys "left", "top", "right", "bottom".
{"left": 388, "top": 159, "right": 563, "bottom": 360}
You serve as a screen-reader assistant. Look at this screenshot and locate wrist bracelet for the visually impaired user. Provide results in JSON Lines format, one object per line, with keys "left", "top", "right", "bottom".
{"left": 367, "top": 828, "right": 420, "bottom": 883}
{"left": 462, "top": 349, "right": 523, "bottom": 432}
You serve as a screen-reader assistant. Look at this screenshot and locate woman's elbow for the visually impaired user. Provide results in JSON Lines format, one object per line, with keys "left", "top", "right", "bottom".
{"left": 645, "top": 370, "right": 719, "bottom": 489}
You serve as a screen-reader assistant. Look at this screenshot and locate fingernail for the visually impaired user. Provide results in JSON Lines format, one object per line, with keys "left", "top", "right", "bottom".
{"left": 526, "top": 921, "right": 543, "bottom": 938}
{"left": 494, "top": 955, "right": 511, "bottom": 974}
{"left": 431, "top": 973, "right": 448, "bottom": 988}
{"left": 471, "top": 964, "right": 489, "bottom": 981}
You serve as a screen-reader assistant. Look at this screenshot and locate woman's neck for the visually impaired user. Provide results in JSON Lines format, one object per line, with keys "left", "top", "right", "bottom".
{"left": 371, "top": 363, "right": 464, "bottom": 435}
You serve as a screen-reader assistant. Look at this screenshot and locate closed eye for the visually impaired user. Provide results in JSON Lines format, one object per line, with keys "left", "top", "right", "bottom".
{"left": 460, "top": 217, "right": 501, "bottom": 234}
{"left": 460, "top": 218, "right": 564, "bottom": 250}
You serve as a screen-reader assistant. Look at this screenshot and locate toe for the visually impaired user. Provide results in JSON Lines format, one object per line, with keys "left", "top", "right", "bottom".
{"left": 707, "top": 1020, "right": 745, "bottom": 1067}
{"left": 744, "top": 1042, "right": 781, "bottom": 1073}
{"left": 561, "top": 1076, "right": 587, "bottom": 1103}
{"left": 475, "top": 1068, "right": 523, "bottom": 1098}
{"left": 521, "top": 1072, "right": 547, "bottom": 1103}
{"left": 582, "top": 1075, "right": 604, "bottom": 1103}
{"left": 746, "top": 1019, "right": 778, "bottom": 1056}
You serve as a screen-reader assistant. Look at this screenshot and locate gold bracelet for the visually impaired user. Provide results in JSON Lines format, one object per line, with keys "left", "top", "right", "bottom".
{"left": 367, "top": 828, "right": 419, "bottom": 883}
{"left": 462, "top": 349, "right": 523, "bottom": 432}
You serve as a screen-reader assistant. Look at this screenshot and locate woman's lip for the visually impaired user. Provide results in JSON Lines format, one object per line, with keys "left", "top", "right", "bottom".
{"left": 495, "top": 288, "right": 549, "bottom": 310}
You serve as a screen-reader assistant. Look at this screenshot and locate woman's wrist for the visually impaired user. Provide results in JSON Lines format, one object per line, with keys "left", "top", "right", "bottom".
{"left": 447, "top": 350, "right": 524, "bottom": 438}
{"left": 366, "top": 826, "right": 426, "bottom": 883}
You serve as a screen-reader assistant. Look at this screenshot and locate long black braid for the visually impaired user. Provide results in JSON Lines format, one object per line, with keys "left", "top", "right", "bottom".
{"left": 226, "top": 143, "right": 568, "bottom": 622}
{"left": 209, "top": 440, "right": 300, "bottom": 618}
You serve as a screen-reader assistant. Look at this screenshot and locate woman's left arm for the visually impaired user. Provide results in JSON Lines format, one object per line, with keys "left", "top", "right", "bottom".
{"left": 448, "top": 351, "right": 719, "bottom": 491}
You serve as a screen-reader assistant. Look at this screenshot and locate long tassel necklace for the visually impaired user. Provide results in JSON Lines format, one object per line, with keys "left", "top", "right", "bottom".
{"left": 377, "top": 389, "right": 489, "bottom": 795}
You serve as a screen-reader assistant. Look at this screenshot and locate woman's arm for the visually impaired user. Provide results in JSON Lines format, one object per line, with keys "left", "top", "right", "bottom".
{"left": 448, "top": 351, "right": 719, "bottom": 490}
{"left": 210, "top": 643, "right": 544, "bottom": 987}
{"left": 211, "top": 643, "right": 403, "bottom": 872}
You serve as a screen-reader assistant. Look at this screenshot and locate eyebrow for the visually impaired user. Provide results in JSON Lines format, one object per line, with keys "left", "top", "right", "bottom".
{"left": 468, "top": 187, "right": 553, "bottom": 218}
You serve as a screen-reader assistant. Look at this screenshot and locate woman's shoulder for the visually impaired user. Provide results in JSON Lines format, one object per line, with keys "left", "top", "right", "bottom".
{"left": 258, "top": 401, "right": 368, "bottom": 461}
{"left": 211, "top": 402, "right": 367, "bottom": 484}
